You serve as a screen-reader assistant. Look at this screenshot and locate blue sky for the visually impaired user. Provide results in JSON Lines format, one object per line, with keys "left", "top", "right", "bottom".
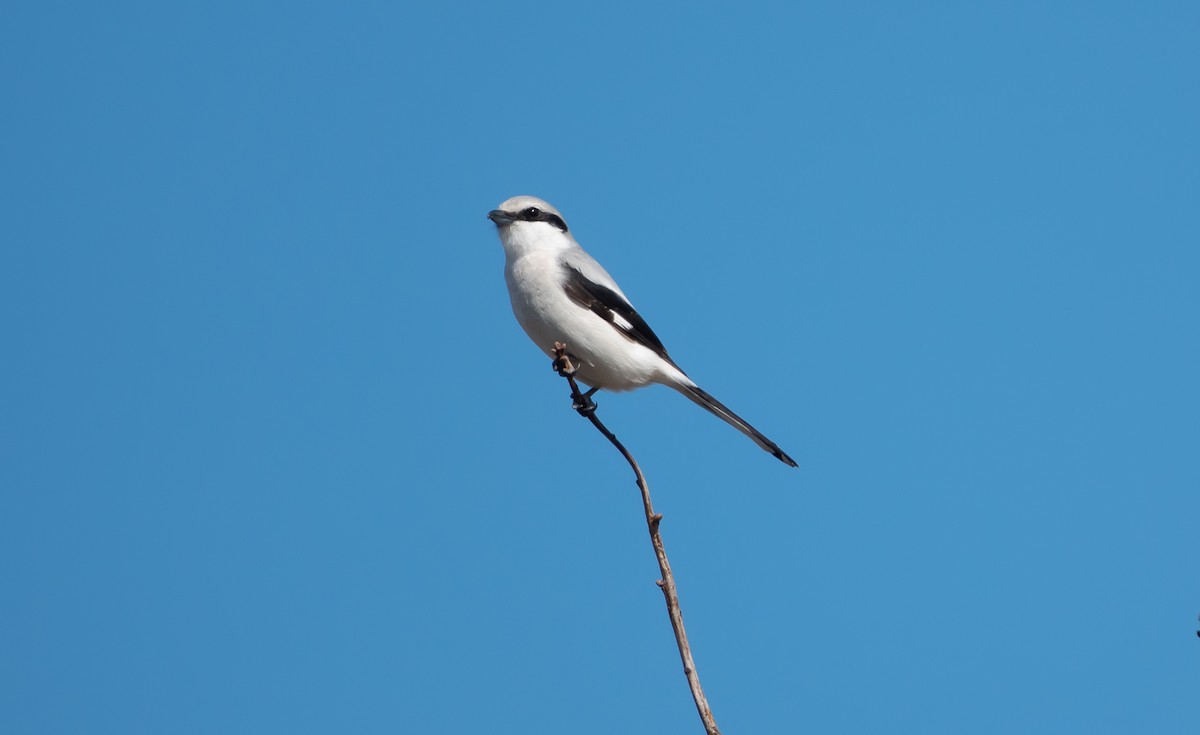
{"left": 2, "top": 2, "right": 1197, "bottom": 733}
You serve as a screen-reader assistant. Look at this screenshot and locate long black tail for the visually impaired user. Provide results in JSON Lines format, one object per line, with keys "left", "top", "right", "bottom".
{"left": 674, "top": 382, "right": 798, "bottom": 467}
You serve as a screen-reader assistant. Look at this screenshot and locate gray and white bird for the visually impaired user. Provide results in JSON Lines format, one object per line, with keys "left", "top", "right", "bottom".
{"left": 488, "top": 195, "right": 797, "bottom": 467}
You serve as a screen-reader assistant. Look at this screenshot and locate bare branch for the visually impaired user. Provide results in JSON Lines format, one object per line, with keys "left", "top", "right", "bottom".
{"left": 551, "top": 342, "right": 722, "bottom": 735}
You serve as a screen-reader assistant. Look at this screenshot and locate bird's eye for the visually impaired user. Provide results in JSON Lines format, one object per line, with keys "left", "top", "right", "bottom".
{"left": 522, "top": 207, "right": 541, "bottom": 220}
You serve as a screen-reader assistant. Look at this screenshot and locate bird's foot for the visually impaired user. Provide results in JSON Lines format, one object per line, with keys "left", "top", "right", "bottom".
{"left": 572, "top": 386, "right": 600, "bottom": 416}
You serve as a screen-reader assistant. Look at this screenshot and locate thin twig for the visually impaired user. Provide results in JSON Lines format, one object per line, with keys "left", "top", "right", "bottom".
{"left": 552, "top": 342, "right": 721, "bottom": 735}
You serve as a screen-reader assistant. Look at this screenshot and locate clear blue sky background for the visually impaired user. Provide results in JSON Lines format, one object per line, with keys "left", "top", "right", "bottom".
{"left": 2, "top": 2, "right": 1197, "bottom": 733}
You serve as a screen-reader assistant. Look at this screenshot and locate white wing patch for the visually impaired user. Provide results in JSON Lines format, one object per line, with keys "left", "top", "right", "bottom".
{"left": 610, "top": 313, "right": 635, "bottom": 332}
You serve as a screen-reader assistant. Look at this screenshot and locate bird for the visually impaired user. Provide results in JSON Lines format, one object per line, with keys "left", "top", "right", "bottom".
{"left": 488, "top": 195, "right": 797, "bottom": 467}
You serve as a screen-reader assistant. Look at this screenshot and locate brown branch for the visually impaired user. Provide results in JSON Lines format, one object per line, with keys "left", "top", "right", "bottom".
{"left": 551, "top": 342, "right": 722, "bottom": 735}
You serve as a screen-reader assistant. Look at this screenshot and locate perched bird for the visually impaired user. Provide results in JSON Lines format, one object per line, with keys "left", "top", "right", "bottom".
{"left": 488, "top": 195, "right": 797, "bottom": 467}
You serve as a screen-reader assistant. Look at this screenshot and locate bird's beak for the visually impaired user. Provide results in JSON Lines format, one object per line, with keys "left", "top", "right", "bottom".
{"left": 488, "top": 209, "right": 514, "bottom": 226}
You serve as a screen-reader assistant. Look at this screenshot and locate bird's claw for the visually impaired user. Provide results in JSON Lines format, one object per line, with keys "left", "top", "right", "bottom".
{"left": 552, "top": 358, "right": 577, "bottom": 377}
{"left": 572, "top": 392, "right": 598, "bottom": 416}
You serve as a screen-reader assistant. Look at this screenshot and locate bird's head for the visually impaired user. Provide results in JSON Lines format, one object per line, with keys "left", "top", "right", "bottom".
{"left": 488, "top": 196, "right": 572, "bottom": 256}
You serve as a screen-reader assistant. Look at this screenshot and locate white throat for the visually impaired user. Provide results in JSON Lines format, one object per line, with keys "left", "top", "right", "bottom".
{"left": 498, "top": 222, "right": 575, "bottom": 263}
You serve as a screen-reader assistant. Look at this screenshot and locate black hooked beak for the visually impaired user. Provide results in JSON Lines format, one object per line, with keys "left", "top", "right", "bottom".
{"left": 487, "top": 209, "right": 514, "bottom": 225}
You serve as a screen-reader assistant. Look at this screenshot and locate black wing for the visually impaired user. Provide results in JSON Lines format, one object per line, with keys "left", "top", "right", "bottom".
{"left": 561, "top": 263, "right": 678, "bottom": 368}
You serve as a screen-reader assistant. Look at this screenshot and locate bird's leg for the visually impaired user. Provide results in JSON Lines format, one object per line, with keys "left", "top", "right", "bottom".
{"left": 552, "top": 342, "right": 599, "bottom": 417}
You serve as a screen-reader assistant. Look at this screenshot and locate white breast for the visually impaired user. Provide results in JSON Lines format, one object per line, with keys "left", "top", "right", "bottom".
{"left": 504, "top": 251, "right": 666, "bottom": 392}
